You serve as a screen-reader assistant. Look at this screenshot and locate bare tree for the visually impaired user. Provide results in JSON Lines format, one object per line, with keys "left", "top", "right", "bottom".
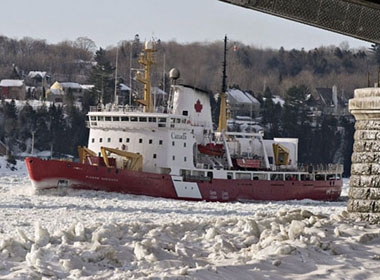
{"left": 74, "top": 37, "right": 96, "bottom": 53}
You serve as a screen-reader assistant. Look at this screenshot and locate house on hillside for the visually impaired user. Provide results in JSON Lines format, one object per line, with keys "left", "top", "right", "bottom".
{"left": 46, "top": 81, "right": 94, "bottom": 105}
{"left": 227, "top": 88, "right": 260, "bottom": 119}
{"left": 26, "top": 71, "right": 51, "bottom": 100}
{"left": 60, "top": 82, "right": 83, "bottom": 101}
{"left": 27, "top": 71, "right": 50, "bottom": 85}
{"left": 0, "top": 79, "right": 26, "bottom": 100}
{"left": 46, "top": 81, "right": 65, "bottom": 103}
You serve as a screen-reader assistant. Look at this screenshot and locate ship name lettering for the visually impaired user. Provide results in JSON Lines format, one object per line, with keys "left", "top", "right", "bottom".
{"left": 101, "top": 177, "right": 118, "bottom": 182}
{"left": 171, "top": 132, "right": 187, "bottom": 140}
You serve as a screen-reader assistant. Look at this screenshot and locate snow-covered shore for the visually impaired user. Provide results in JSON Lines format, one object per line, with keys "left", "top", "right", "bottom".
{"left": 1, "top": 159, "right": 380, "bottom": 279}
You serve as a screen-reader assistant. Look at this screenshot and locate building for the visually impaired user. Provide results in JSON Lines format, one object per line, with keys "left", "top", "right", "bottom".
{"left": 0, "top": 79, "right": 26, "bottom": 100}
{"left": 46, "top": 81, "right": 95, "bottom": 104}
{"left": 227, "top": 88, "right": 261, "bottom": 119}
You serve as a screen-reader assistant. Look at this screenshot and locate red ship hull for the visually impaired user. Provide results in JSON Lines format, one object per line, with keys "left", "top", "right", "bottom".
{"left": 24, "top": 157, "right": 342, "bottom": 202}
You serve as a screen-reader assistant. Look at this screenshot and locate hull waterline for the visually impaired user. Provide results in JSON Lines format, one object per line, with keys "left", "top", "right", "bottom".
{"left": 25, "top": 157, "right": 342, "bottom": 202}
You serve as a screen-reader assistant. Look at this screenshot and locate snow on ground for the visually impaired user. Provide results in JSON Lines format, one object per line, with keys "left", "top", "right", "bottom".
{"left": 1, "top": 158, "right": 380, "bottom": 279}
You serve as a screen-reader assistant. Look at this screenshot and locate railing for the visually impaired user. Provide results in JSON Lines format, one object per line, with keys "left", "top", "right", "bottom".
{"left": 181, "top": 163, "right": 343, "bottom": 182}
{"left": 89, "top": 105, "right": 143, "bottom": 113}
{"left": 296, "top": 163, "right": 344, "bottom": 174}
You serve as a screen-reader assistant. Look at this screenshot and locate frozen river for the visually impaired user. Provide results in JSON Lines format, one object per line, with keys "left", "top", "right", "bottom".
{"left": 1, "top": 160, "right": 380, "bottom": 279}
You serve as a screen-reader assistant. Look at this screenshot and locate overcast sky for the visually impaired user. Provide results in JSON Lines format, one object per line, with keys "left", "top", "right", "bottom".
{"left": 0, "top": 0, "right": 371, "bottom": 50}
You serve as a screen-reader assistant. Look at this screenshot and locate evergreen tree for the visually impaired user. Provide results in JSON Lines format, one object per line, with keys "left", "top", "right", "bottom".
{"left": 48, "top": 104, "right": 67, "bottom": 156}
{"left": 288, "top": 49, "right": 304, "bottom": 76}
{"left": 65, "top": 105, "right": 88, "bottom": 156}
{"left": 278, "top": 46, "right": 287, "bottom": 82}
{"left": 312, "top": 115, "right": 339, "bottom": 164}
{"left": 18, "top": 102, "right": 37, "bottom": 153}
{"left": 281, "top": 85, "right": 313, "bottom": 162}
{"left": 261, "top": 87, "right": 282, "bottom": 138}
{"left": 88, "top": 48, "right": 115, "bottom": 104}
{"left": 3, "top": 100, "right": 18, "bottom": 152}
{"left": 34, "top": 105, "right": 50, "bottom": 152}
{"left": 81, "top": 89, "right": 98, "bottom": 113}
{"left": 281, "top": 85, "right": 310, "bottom": 134}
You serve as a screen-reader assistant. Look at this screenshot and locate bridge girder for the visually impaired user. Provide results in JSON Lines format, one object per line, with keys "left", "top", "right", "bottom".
{"left": 219, "top": 0, "right": 380, "bottom": 44}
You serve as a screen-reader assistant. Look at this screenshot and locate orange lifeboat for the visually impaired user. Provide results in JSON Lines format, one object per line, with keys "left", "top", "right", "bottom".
{"left": 197, "top": 143, "right": 225, "bottom": 156}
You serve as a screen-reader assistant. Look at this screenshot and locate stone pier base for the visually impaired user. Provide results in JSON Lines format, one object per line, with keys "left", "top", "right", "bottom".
{"left": 348, "top": 87, "right": 380, "bottom": 223}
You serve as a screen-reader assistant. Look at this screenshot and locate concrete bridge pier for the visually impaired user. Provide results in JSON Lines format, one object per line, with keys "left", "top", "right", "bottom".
{"left": 348, "top": 86, "right": 380, "bottom": 223}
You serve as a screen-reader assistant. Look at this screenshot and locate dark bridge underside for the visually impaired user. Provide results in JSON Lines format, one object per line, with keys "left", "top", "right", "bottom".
{"left": 219, "top": 0, "right": 380, "bottom": 44}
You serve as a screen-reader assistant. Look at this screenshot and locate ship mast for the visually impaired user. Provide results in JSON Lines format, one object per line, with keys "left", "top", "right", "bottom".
{"left": 136, "top": 41, "right": 156, "bottom": 113}
{"left": 113, "top": 47, "right": 119, "bottom": 105}
{"left": 218, "top": 35, "right": 228, "bottom": 132}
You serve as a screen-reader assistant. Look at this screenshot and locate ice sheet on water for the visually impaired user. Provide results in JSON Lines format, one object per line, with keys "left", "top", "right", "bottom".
{"left": 1, "top": 162, "right": 380, "bottom": 279}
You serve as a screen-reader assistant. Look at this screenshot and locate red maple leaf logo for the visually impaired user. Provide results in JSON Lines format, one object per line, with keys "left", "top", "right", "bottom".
{"left": 194, "top": 99, "right": 203, "bottom": 113}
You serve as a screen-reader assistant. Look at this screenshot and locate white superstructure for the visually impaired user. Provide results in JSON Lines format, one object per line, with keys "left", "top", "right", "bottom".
{"left": 87, "top": 85, "right": 217, "bottom": 174}
{"left": 87, "top": 83, "right": 301, "bottom": 177}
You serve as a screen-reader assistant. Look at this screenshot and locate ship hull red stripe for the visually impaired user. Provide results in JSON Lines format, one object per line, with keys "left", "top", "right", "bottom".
{"left": 25, "top": 157, "right": 342, "bottom": 202}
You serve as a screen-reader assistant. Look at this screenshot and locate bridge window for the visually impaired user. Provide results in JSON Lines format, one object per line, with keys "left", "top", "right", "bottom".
{"left": 105, "top": 116, "right": 111, "bottom": 121}
{"left": 113, "top": 116, "right": 120, "bottom": 121}
{"left": 131, "top": 116, "right": 138, "bottom": 122}
{"left": 121, "top": 116, "right": 129, "bottom": 121}
{"left": 98, "top": 116, "right": 104, "bottom": 121}
{"left": 170, "top": 118, "right": 175, "bottom": 128}
{"left": 158, "top": 118, "right": 166, "bottom": 127}
{"left": 139, "top": 117, "right": 147, "bottom": 122}
{"left": 90, "top": 116, "right": 96, "bottom": 121}
{"left": 149, "top": 117, "right": 156, "bottom": 122}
